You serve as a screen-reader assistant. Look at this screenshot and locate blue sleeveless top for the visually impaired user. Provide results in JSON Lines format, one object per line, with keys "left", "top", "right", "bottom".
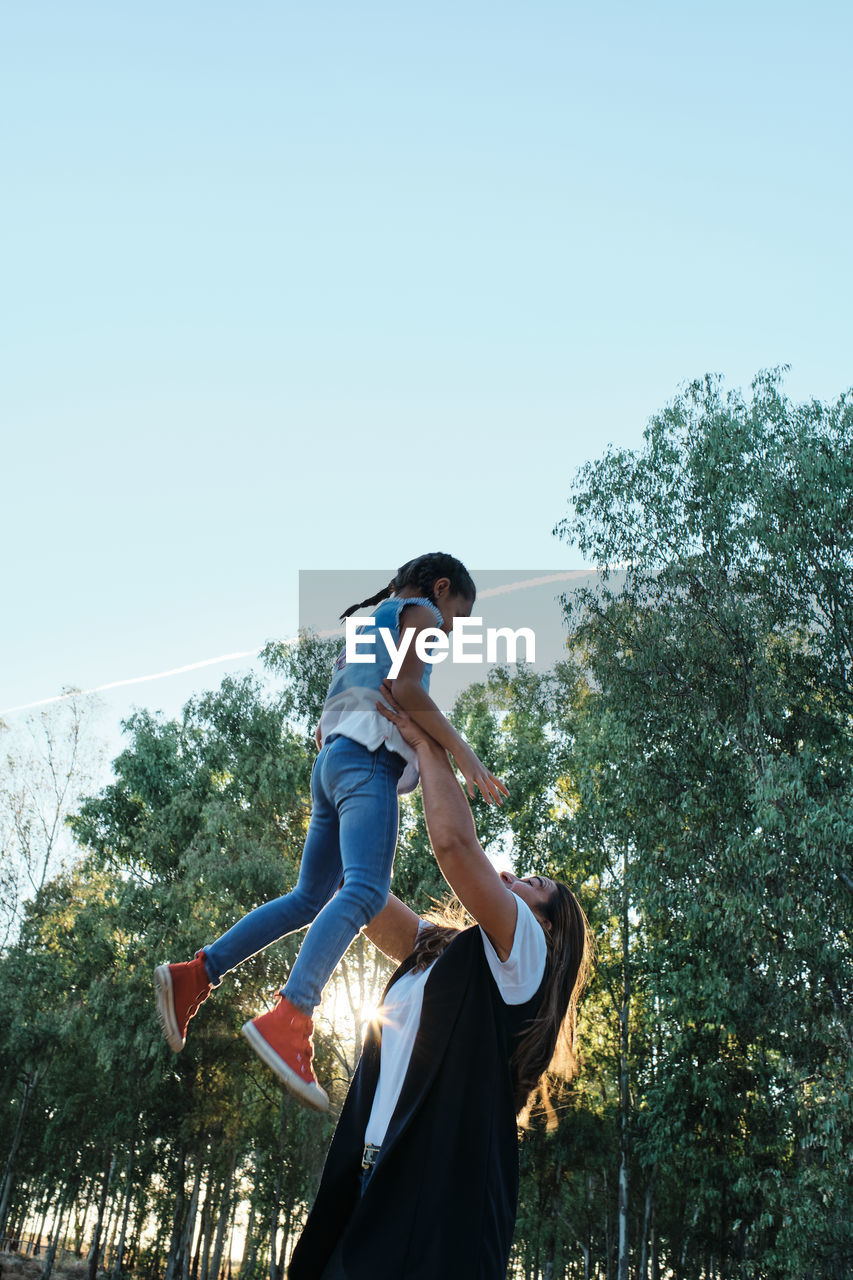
{"left": 319, "top": 595, "right": 445, "bottom": 794}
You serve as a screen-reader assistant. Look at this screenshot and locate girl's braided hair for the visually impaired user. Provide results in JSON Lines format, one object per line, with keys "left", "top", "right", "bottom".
{"left": 339, "top": 553, "right": 476, "bottom": 621}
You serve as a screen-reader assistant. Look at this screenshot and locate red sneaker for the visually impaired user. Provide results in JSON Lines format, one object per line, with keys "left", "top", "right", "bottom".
{"left": 153, "top": 952, "right": 212, "bottom": 1052}
{"left": 242, "top": 996, "right": 329, "bottom": 1112}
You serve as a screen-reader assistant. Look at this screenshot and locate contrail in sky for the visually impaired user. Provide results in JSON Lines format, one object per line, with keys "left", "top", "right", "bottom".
{"left": 0, "top": 648, "right": 292, "bottom": 716}
{"left": 477, "top": 572, "right": 588, "bottom": 598}
{"left": 2, "top": 572, "right": 589, "bottom": 716}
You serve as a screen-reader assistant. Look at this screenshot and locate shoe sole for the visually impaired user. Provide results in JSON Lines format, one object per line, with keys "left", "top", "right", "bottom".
{"left": 153, "top": 965, "right": 185, "bottom": 1052}
{"left": 241, "top": 1020, "right": 329, "bottom": 1112}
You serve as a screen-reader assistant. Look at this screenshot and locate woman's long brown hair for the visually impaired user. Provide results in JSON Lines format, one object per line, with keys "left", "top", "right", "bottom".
{"left": 412, "top": 884, "right": 593, "bottom": 1117}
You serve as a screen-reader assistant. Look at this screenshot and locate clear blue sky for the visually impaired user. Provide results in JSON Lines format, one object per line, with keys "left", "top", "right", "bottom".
{"left": 2, "top": 1, "right": 851, "bottom": 734}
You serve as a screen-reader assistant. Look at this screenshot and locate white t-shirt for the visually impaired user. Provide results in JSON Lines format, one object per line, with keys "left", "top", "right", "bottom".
{"left": 363, "top": 896, "right": 548, "bottom": 1148}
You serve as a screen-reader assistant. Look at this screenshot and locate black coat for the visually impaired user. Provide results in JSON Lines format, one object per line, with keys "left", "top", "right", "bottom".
{"left": 288, "top": 924, "right": 547, "bottom": 1280}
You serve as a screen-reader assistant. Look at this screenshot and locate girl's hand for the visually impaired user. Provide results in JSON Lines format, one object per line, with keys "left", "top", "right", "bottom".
{"left": 450, "top": 742, "right": 509, "bottom": 807}
{"left": 376, "top": 681, "right": 439, "bottom": 751}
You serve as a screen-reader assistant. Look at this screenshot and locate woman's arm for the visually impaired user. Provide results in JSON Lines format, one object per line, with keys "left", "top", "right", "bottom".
{"left": 361, "top": 893, "right": 422, "bottom": 964}
{"left": 377, "top": 687, "right": 519, "bottom": 961}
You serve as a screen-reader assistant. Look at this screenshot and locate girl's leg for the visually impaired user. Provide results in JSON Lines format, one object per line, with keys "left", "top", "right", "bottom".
{"left": 282, "top": 739, "right": 404, "bottom": 1014}
{"left": 202, "top": 750, "right": 342, "bottom": 985}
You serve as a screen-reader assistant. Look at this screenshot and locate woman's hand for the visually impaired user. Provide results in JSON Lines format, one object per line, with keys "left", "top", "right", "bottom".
{"left": 378, "top": 681, "right": 508, "bottom": 806}
{"left": 376, "top": 681, "right": 439, "bottom": 752}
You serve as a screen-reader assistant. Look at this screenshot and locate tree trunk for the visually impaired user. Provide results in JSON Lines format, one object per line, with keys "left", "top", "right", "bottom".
{"left": 678, "top": 1203, "right": 699, "bottom": 1280}
{"left": 0, "top": 1066, "right": 41, "bottom": 1241}
{"left": 110, "top": 1144, "right": 135, "bottom": 1280}
{"left": 179, "top": 1160, "right": 203, "bottom": 1280}
{"left": 41, "top": 1186, "right": 70, "bottom": 1280}
{"left": 603, "top": 1165, "right": 613, "bottom": 1280}
{"left": 75, "top": 1181, "right": 94, "bottom": 1256}
{"left": 269, "top": 1167, "right": 281, "bottom": 1280}
{"left": 34, "top": 1187, "right": 52, "bottom": 1256}
{"left": 275, "top": 1216, "right": 289, "bottom": 1280}
{"left": 209, "top": 1154, "right": 236, "bottom": 1280}
{"left": 88, "top": 1151, "right": 115, "bottom": 1280}
{"left": 238, "top": 1196, "right": 258, "bottom": 1280}
{"left": 164, "top": 1149, "right": 188, "bottom": 1280}
{"left": 225, "top": 1187, "right": 239, "bottom": 1279}
{"left": 637, "top": 1174, "right": 655, "bottom": 1280}
{"left": 194, "top": 1175, "right": 213, "bottom": 1280}
{"left": 269, "top": 1096, "right": 289, "bottom": 1280}
{"left": 618, "top": 844, "right": 631, "bottom": 1280}
{"left": 145, "top": 1211, "right": 167, "bottom": 1280}
{"left": 57, "top": 1169, "right": 79, "bottom": 1255}
{"left": 128, "top": 1183, "right": 149, "bottom": 1273}
{"left": 280, "top": 1198, "right": 294, "bottom": 1280}
{"left": 102, "top": 1193, "right": 119, "bottom": 1270}
{"left": 26, "top": 1187, "right": 45, "bottom": 1256}
{"left": 191, "top": 1188, "right": 204, "bottom": 1280}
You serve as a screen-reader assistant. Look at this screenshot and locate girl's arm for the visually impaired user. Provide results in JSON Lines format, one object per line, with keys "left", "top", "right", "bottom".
{"left": 361, "top": 893, "right": 421, "bottom": 963}
{"left": 389, "top": 605, "right": 507, "bottom": 806}
{"left": 377, "top": 688, "right": 519, "bottom": 961}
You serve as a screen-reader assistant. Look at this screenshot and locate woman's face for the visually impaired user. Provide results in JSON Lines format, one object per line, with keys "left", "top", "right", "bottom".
{"left": 500, "top": 871, "right": 555, "bottom": 932}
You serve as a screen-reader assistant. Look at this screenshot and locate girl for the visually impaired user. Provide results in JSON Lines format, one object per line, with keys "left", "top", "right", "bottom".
{"left": 154, "top": 553, "right": 507, "bottom": 1112}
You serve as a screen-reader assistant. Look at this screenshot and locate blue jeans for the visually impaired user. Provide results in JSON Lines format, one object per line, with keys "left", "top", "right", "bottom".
{"left": 203, "top": 735, "right": 405, "bottom": 1015}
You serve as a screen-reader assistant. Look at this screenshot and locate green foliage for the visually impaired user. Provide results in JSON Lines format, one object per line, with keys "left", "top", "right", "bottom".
{"left": 553, "top": 369, "right": 853, "bottom": 1279}
{"left": 261, "top": 633, "right": 341, "bottom": 735}
{"left": 1, "top": 371, "right": 851, "bottom": 1279}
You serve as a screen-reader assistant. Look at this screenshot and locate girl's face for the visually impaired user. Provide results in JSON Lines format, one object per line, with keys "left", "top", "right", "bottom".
{"left": 431, "top": 577, "right": 475, "bottom": 634}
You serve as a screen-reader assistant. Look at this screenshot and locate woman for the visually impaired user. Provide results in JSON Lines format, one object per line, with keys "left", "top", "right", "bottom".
{"left": 288, "top": 685, "right": 592, "bottom": 1280}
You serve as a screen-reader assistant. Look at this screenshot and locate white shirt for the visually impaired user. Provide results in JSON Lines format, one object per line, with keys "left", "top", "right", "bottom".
{"left": 320, "top": 685, "right": 421, "bottom": 794}
{"left": 363, "top": 896, "right": 547, "bottom": 1148}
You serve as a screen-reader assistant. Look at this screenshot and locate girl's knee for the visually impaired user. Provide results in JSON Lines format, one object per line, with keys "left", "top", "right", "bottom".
{"left": 339, "top": 881, "right": 388, "bottom": 924}
{"left": 287, "top": 886, "right": 328, "bottom": 923}
{"left": 364, "top": 888, "right": 389, "bottom": 921}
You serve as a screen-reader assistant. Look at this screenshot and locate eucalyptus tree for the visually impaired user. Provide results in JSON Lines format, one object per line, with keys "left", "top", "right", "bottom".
{"left": 555, "top": 370, "right": 853, "bottom": 1279}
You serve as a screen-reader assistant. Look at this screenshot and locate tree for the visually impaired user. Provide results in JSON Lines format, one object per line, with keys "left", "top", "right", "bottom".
{"left": 0, "top": 691, "right": 104, "bottom": 949}
{"left": 555, "top": 369, "right": 853, "bottom": 1279}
